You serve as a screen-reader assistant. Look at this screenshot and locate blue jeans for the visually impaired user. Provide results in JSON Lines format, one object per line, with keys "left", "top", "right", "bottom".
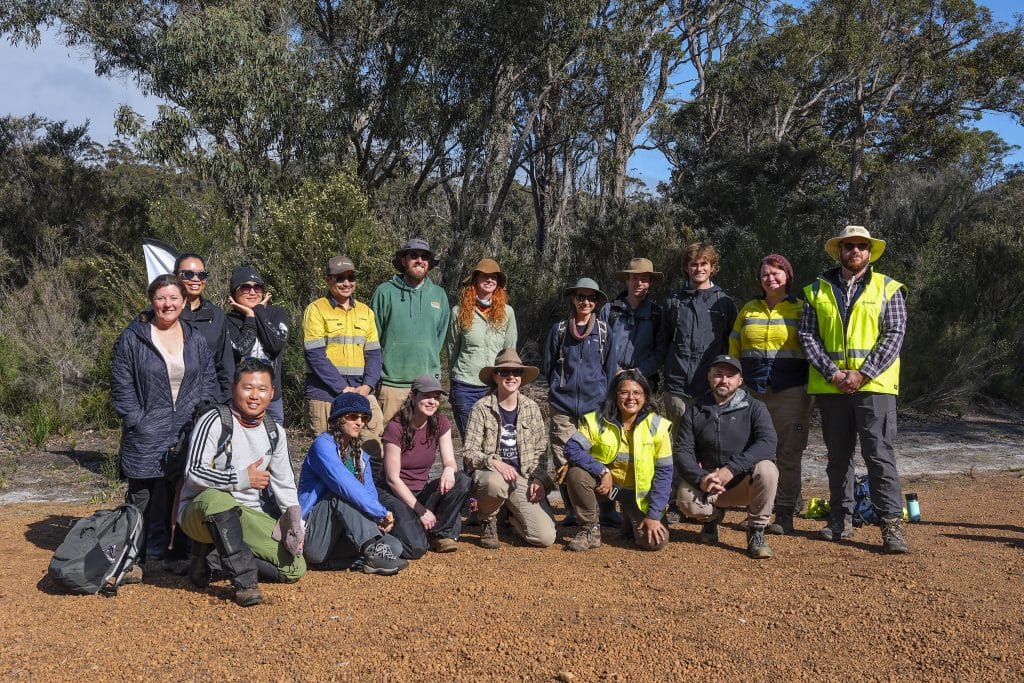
{"left": 448, "top": 379, "right": 489, "bottom": 440}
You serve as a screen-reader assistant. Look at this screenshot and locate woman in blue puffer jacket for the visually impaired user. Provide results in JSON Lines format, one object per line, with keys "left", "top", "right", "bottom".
{"left": 110, "top": 273, "right": 218, "bottom": 582}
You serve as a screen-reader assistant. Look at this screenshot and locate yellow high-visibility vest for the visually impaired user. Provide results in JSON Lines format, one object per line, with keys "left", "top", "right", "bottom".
{"left": 803, "top": 272, "right": 905, "bottom": 395}
{"left": 578, "top": 411, "right": 672, "bottom": 513}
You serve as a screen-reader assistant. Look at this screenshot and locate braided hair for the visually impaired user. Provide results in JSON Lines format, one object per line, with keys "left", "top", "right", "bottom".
{"left": 329, "top": 416, "right": 365, "bottom": 483}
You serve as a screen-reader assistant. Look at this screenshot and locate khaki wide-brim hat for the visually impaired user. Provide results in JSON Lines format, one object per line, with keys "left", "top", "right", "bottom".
{"left": 825, "top": 225, "right": 886, "bottom": 263}
{"left": 479, "top": 348, "right": 540, "bottom": 387}
{"left": 461, "top": 258, "right": 507, "bottom": 288}
{"left": 563, "top": 277, "right": 608, "bottom": 308}
{"left": 614, "top": 257, "right": 664, "bottom": 283}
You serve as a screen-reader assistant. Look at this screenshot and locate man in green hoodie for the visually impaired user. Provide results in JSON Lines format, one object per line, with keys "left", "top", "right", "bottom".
{"left": 370, "top": 238, "right": 451, "bottom": 424}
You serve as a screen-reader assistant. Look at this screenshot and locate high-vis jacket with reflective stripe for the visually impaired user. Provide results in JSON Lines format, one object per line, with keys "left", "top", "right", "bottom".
{"left": 728, "top": 296, "right": 807, "bottom": 393}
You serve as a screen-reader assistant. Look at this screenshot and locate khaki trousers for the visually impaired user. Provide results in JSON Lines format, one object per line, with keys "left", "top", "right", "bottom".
{"left": 548, "top": 412, "right": 579, "bottom": 471}
{"left": 472, "top": 470, "right": 556, "bottom": 547}
{"left": 377, "top": 385, "right": 412, "bottom": 426}
{"left": 675, "top": 460, "right": 779, "bottom": 527}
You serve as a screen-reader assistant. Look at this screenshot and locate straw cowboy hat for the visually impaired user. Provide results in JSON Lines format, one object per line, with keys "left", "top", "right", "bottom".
{"left": 478, "top": 348, "right": 539, "bottom": 387}
{"left": 614, "top": 257, "right": 664, "bottom": 283}
{"left": 461, "top": 258, "right": 507, "bottom": 288}
{"left": 825, "top": 225, "right": 886, "bottom": 263}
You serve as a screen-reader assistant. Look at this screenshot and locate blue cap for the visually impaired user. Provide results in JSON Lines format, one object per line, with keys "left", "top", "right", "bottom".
{"left": 329, "top": 393, "right": 372, "bottom": 421}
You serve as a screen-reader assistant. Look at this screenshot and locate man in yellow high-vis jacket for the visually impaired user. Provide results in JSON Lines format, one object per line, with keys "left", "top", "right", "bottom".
{"left": 798, "top": 225, "right": 909, "bottom": 554}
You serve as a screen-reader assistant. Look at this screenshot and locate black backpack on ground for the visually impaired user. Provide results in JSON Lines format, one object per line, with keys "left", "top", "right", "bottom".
{"left": 48, "top": 504, "right": 144, "bottom": 595}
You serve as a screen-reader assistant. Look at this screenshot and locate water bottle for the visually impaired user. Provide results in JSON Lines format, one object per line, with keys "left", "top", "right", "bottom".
{"left": 905, "top": 493, "right": 921, "bottom": 522}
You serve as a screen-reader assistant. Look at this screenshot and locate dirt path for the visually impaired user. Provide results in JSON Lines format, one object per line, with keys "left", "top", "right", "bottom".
{"left": 1, "top": 471, "right": 1023, "bottom": 680}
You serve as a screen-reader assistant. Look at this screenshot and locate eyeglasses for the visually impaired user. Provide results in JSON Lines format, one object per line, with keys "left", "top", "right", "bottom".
{"left": 178, "top": 270, "right": 209, "bottom": 281}
{"left": 342, "top": 413, "right": 368, "bottom": 423}
{"left": 842, "top": 242, "right": 871, "bottom": 252}
{"left": 330, "top": 273, "right": 356, "bottom": 283}
{"left": 237, "top": 283, "right": 264, "bottom": 294}
{"left": 495, "top": 369, "right": 523, "bottom": 378}
{"left": 574, "top": 294, "right": 599, "bottom": 303}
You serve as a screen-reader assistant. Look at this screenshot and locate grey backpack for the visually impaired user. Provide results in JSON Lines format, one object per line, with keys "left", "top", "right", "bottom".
{"left": 48, "top": 504, "right": 144, "bottom": 595}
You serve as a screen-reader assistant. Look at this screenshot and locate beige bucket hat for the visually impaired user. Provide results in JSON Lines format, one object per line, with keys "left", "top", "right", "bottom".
{"left": 825, "top": 225, "right": 886, "bottom": 262}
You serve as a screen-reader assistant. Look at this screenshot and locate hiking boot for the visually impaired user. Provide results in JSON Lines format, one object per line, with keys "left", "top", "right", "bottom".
{"left": 698, "top": 509, "right": 722, "bottom": 545}
{"left": 880, "top": 517, "right": 909, "bottom": 554}
{"left": 747, "top": 526, "right": 773, "bottom": 559}
{"left": 188, "top": 543, "right": 212, "bottom": 589}
{"left": 819, "top": 517, "right": 854, "bottom": 541}
{"left": 362, "top": 541, "right": 408, "bottom": 575}
{"left": 233, "top": 585, "right": 264, "bottom": 607}
{"left": 122, "top": 563, "right": 144, "bottom": 584}
{"left": 479, "top": 517, "right": 501, "bottom": 550}
{"left": 771, "top": 508, "right": 795, "bottom": 535}
{"left": 567, "top": 524, "right": 602, "bottom": 552}
{"left": 429, "top": 536, "right": 458, "bottom": 553}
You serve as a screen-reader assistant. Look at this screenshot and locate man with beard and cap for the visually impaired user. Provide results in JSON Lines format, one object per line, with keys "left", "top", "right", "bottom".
{"left": 370, "top": 238, "right": 451, "bottom": 425}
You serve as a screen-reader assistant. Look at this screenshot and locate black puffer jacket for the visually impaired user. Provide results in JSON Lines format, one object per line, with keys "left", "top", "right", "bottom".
{"left": 660, "top": 284, "right": 738, "bottom": 398}
{"left": 225, "top": 304, "right": 290, "bottom": 401}
{"left": 672, "top": 388, "right": 777, "bottom": 488}
{"left": 110, "top": 313, "right": 219, "bottom": 479}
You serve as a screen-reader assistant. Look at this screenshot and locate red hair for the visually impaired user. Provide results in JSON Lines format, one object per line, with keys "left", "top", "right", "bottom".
{"left": 457, "top": 282, "right": 508, "bottom": 332}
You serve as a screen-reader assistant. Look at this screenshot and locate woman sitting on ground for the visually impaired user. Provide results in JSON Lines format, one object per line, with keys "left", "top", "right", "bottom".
{"left": 299, "top": 393, "right": 407, "bottom": 575}
{"left": 563, "top": 369, "right": 673, "bottom": 552}
{"left": 375, "top": 375, "right": 472, "bottom": 558}
{"left": 463, "top": 349, "right": 555, "bottom": 550}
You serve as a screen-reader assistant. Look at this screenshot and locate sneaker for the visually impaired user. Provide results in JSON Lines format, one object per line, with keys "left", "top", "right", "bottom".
{"left": 429, "top": 536, "right": 458, "bottom": 553}
{"left": 362, "top": 542, "right": 408, "bottom": 575}
{"left": 567, "top": 524, "right": 601, "bottom": 552}
{"left": 747, "top": 526, "right": 773, "bottom": 559}
{"left": 880, "top": 517, "right": 909, "bottom": 554}
{"left": 233, "top": 585, "right": 263, "bottom": 607}
{"left": 819, "top": 517, "right": 854, "bottom": 541}
{"left": 479, "top": 518, "right": 501, "bottom": 550}
{"left": 122, "top": 564, "right": 144, "bottom": 584}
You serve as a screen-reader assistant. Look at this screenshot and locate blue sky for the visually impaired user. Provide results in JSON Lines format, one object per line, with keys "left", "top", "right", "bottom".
{"left": 2, "top": 2, "right": 1021, "bottom": 192}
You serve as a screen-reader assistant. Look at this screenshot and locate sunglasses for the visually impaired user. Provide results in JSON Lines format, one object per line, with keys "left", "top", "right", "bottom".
{"left": 237, "top": 283, "right": 264, "bottom": 294}
{"left": 178, "top": 270, "right": 209, "bottom": 281}
{"left": 342, "top": 412, "right": 368, "bottom": 423}
{"left": 495, "top": 369, "right": 523, "bottom": 378}
{"left": 330, "top": 273, "right": 356, "bottom": 283}
{"left": 574, "top": 294, "right": 599, "bottom": 303}
{"left": 405, "top": 251, "right": 431, "bottom": 261}
{"left": 842, "top": 242, "right": 871, "bottom": 252}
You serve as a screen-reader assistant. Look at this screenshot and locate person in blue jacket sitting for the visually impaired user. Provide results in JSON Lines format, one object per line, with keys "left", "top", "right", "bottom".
{"left": 299, "top": 393, "right": 408, "bottom": 575}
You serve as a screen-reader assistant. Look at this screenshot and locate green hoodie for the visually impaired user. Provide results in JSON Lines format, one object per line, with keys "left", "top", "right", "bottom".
{"left": 370, "top": 275, "right": 451, "bottom": 387}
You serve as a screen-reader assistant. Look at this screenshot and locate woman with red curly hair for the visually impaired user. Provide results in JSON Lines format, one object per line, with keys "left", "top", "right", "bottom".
{"left": 446, "top": 258, "right": 518, "bottom": 439}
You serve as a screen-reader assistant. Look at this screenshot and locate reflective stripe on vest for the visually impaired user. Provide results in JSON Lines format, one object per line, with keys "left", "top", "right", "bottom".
{"left": 803, "top": 273, "right": 905, "bottom": 395}
{"left": 580, "top": 412, "right": 670, "bottom": 514}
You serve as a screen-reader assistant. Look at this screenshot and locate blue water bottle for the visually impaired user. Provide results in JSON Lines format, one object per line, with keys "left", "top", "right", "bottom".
{"left": 905, "top": 493, "right": 921, "bottom": 522}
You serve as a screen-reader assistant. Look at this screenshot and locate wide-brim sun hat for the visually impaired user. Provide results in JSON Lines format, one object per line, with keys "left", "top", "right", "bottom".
{"left": 478, "top": 348, "right": 539, "bottom": 387}
{"left": 392, "top": 237, "right": 438, "bottom": 272}
{"left": 461, "top": 258, "right": 507, "bottom": 288}
{"left": 614, "top": 257, "right": 664, "bottom": 283}
{"left": 563, "top": 277, "right": 607, "bottom": 308}
{"left": 825, "top": 225, "right": 886, "bottom": 263}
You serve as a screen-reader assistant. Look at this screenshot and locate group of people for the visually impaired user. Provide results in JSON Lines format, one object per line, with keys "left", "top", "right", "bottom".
{"left": 110, "top": 225, "right": 909, "bottom": 606}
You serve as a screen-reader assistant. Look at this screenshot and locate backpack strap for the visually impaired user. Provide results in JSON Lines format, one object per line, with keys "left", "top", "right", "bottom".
{"left": 263, "top": 413, "right": 280, "bottom": 452}
{"left": 214, "top": 404, "right": 234, "bottom": 469}
{"left": 556, "top": 319, "right": 568, "bottom": 388}
{"left": 596, "top": 319, "right": 608, "bottom": 363}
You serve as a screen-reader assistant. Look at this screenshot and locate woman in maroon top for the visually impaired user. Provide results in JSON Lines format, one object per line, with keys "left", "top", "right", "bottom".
{"left": 376, "top": 375, "right": 471, "bottom": 558}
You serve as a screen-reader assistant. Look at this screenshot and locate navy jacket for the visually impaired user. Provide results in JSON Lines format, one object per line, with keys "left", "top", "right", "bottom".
{"left": 111, "top": 314, "right": 219, "bottom": 479}
{"left": 180, "top": 297, "right": 234, "bottom": 402}
{"left": 598, "top": 293, "right": 664, "bottom": 379}
{"left": 672, "top": 388, "right": 777, "bottom": 489}
{"left": 543, "top": 318, "right": 617, "bottom": 418}
{"left": 660, "top": 283, "right": 737, "bottom": 398}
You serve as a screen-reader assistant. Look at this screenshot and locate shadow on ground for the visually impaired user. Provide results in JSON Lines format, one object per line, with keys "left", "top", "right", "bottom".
{"left": 25, "top": 514, "right": 78, "bottom": 551}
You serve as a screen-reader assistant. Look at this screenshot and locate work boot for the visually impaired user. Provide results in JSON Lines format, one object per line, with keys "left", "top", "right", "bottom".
{"left": 204, "top": 508, "right": 263, "bottom": 607}
{"left": 747, "top": 525, "right": 773, "bottom": 559}
{"left": 819, "top": 516, "right": 854, "bottom": 541}
{"left": 361, "top": 541, "right": 407, "bottom": 575}
{"left": 188, "top": 542, "right": 212, "bottom": 588}
{"left": 698, "top": 509, "right": 722, "bottom": 545}
{"left": 769, "top": 508, "right": 795, "bottom": 535}
{"left": 567, "top": 524, "right": 601, "bottom": 552}
{"left": 254, "top": 557, "right": 288, "bottom": 583}
{"left": 880, "top": 517, "right": 909, "bottom": 554}
{"left": 429, "top": 536, "right": 458, "bottom": 553}
{"left": 479, "top": 517, "right": 501, "bottom": 550}
{"left": 599, "top": 499, "right": 623, "bottom": 528}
